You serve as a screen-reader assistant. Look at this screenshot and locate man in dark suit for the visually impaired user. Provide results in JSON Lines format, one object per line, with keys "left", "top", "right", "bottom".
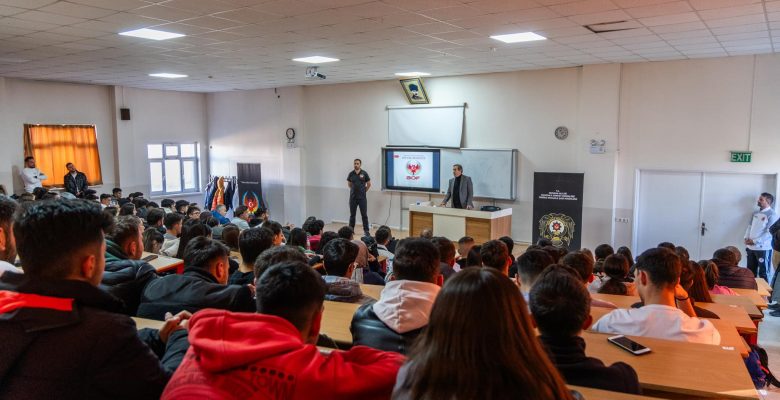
{"left": 440, "top": 164, "right": 473, "bottom": 209}
{"left": 64, "top": 162, "right": 89, "bottom": 198}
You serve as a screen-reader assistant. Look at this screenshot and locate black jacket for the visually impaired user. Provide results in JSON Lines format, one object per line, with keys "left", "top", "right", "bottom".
{"left": 713, "top": 259, "right": 757, "bottom": 289}
{"left": 0, "top": 272, "right": 187, "bottom": 400}
{"left": 63, "top": 171, "right": 88, "bottom": 196}
{"left": 440, "top": 262, "right": 456, "bottom": 281}
{"left": 137, "top": 268, "right": 255, "bottom": 320}
{"left": 350, "top": 301, "right": 422, "bottom": 354}
{"left": 228, "top": 270, "right": 254, "bottom": 286}
{"left": 770, "top": 218, "right": 780, "bottom": 252}
{"left": 102, "top": 241, "right": 159, "bottom": 316}
{"left": 540, "top": 335, "right": 641, "bottom": 395}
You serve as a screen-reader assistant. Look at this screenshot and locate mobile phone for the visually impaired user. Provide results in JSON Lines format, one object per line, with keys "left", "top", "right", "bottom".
{"left": 608, "top": 335, "right": 651, "bottom": 355}
{"left": 142, "top": 254, "right": 158, "bottom": 262}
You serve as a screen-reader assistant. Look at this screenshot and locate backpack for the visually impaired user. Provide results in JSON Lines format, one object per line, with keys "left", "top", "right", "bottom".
{"left": 747, "top": 344, "right": 780, "bottom": 388}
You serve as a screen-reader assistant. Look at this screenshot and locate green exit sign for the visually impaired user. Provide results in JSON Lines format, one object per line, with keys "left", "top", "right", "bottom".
{"left": 730, "top": 151, "right": 752, "bottom": 163}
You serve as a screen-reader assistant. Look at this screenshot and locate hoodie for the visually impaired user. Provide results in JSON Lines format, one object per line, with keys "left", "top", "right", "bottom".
{"left": 322, "top": 275, "right": 370, "bottom": 303}
{"left": 162, "top": 309, "right": 404, "bottom": 400}
{"left": 350, "top": 280, "right": 440, "bottom": 354}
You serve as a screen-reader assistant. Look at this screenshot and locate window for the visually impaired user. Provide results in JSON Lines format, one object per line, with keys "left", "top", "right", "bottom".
{"left": 23, "top": 124, "right": 103, "bottom": 187}
{"left": 147, "top": 143, "right": 199, "bottom": 195}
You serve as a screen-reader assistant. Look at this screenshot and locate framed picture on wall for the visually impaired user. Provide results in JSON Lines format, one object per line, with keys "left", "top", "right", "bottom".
{"left": 399, "top": 77, "right": 430, "bottom": 104}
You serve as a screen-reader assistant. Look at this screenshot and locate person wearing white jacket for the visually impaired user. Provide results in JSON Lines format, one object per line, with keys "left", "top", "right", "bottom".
{"left": 20, "top": 156, "right": 48, "bottom": 193}
{"left": 744, "top": 193, "right": 778, "bottom": 281}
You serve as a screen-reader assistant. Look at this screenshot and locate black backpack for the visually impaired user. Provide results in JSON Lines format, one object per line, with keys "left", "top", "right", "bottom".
{"left": 750, "top": 344, "right": 780, "bottom": 388}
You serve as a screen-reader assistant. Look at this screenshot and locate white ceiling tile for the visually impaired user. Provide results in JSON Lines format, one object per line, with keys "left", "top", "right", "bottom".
{"left": 705, "top": 13, "right": 767, "bottom": 28}
{"left": 0, "top": 0, "right": 65, "bottom": 8}
{"left": 38, "top": 2, "right": 118, "bottom": 19}
{"left": 698, "top": 4, "right": 765, "bottom": 20}
{"left": 767, "top": 2, "right": 780, "bottom": 13}
{"left": 638, "top": 12, "right": 700, "bottom": 27}
{"left": 624, "top": 1, "right": 691, "bottom": 19}
{"left": 568, "top": 9, "right": 632, "bottom": 26}
{"left": 465, "top": 0, "right": 541, "bottom": 13}
{"left": 648, "top": 21, "right": 707, "bottom": 33}
{"left": 419, "top": 5, "right": 485, "bottom": 21}
{"left": 657, "top": 29, "right": 712, "bottom": 40}
{"left": 548, "top": 0, "right": 618, "bottom": 17}
{"left": 129, "top": 5, "right": 200, "bottom": 22}
{"left": 688, "top": 0, "right": 761, "bottom": 11}
{"left": 13, "top": 10, "right": 87, "bottom": 25}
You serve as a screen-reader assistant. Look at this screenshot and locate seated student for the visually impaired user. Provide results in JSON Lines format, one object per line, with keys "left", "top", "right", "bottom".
{"left": 375, "top": 225, "right": 394, "bottom": 277}
{"left": 230, "top": 205, "right": 251, "bottom": 230}
{"left": 288, "top": 227, "right": 315, "bottom": 255}
{"left": 0, "top": 197, "right": 19, "bottom": 277}
{"left": 530, "top": 265, "right": 641, "bottom": 394}
{"left": 146, "top": 208, "right": 166, "bottom": 232}
{"left": 263, "top": 220, "right": 284, "bottom": 246}
{"left": 174, "top": 200, "right": 189, "bottom": 215}
{"left": 711, "top": 247, "right": 757, "bottom": 289}
{"left": 592, "top": 254, "right": 637, "bottom": 296}
{"left": 393, "top": 268, "right": 574, "bottom": 400}
{"left": 593, "top": 243, "right": 614, "bottom": 275}
{"left": 161, "top": 198, "right": 175, "bottom": 214}
{"left": 229, "top": 227, "right": 274, "bottom": 286}
{"left": 99, "top": 193, "right": 112, "bottom": 209}
{"left": 517, "top": 249, "right": 554, "bottom": 300}
{"left": 701, "top": 260, "right": 739, "bottom": 295}
{"left": 499, "top": 236, "right": 519, "bottom": 277}
{"left": 174, "top": 221, "right": 212, "bottom": 260}
{"left": 138, "top": 236, "right": 255, "bottom": 320}
{"left": 431, "top": 236, "right": 456, "bottom": 281}
{"left": 163, "top": 261, "right": 404, "bottom": 400}
{"left": 321, "top": 238, "right": 369, "bottom": 303}
{"left": 0, "top": 200, "right": 189, "bottom": 399}
{"left": 455, "top": 236, "right": 475, "bottom": 271}
{"left": 220, "top": 224, "right": 240, "bottom": 251}
{"left": 542, "top": 245, "right": 568, "bottom": 264}
{"left": 592, "top": 248, "right": 721, "bottom": 344}
{"left": 102, "top": 215, "right": 159, "bottom": 315}
{"left": 464, "top": 244, "right": 482, "bottom": 268}
{"left": 351, "top": 238, "right": 443, "bottom": 354}
{"left": 562, "top": 251, "right": 617, "bottom": 309}
{"left": 119, "top": 203, "right": 136, "bottom": 217}
{"left": 680, "top": 260, "right": 719, "bottom": 319}
{"left": 213, "top": 204, "right": 230, "bottom": 225}
{"left": 185, "top": 206, "right": 200, "bottom": 220}
{"left": 481, "top": 239, "right": 511, "bottom": 276}
{"left": 306, "top": 219, "right": 324, "bottom": 251}
{"left": 143, "top": 227, "right": 165, "bottom": 255}
{"left": 161, "top": 213, "right": 184, "bottom": 257}
{"left": 657, "top": 241, "right": 676, "bottom": 250}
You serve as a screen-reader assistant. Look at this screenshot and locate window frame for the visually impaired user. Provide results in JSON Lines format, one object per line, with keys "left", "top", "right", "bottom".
{"left": 147, "top": 142, "right": 200, "bottom": 196}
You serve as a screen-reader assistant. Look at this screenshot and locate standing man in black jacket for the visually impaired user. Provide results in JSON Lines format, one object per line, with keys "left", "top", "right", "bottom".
{"left": 347, "top": 158, "right": 371, "bottom": 237}
{"left": 63, "top": 162, "right": 89, "bottom": 198}
{"left": 0, "top": 199, "right": 189, "bottom": 400}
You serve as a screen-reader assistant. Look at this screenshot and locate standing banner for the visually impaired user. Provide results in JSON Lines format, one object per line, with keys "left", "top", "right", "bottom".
{"left": 236, "top": 163, "right": 266, "bottom": 214}
{"left": 532, "top": 172, "right": 585, "bottom": 250}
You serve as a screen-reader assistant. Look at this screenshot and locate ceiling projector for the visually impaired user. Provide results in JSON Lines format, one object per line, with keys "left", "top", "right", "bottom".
{"left": 305, "top": 66, "right": 326, "bottom": 80}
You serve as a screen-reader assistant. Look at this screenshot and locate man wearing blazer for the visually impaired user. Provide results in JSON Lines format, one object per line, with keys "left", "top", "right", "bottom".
{"left": 440, "top": 164, "right": 474, "bottom": 209}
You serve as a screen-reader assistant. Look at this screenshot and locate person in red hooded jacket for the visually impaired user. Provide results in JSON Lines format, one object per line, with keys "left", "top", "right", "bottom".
{"left": 162, "top": 260, "right": 404, "bottom": 400}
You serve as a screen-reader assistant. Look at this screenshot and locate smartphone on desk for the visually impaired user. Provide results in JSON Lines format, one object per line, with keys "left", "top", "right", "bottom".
{"left": 142, "top": 254, "right": 158, "bottom": 262}
{"left": 608, "top": 335, "right": 651, "bottom": 355}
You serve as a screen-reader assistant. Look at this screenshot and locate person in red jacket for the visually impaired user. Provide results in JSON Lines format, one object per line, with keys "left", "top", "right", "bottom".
{"left": 163, "top": 261, "right": 404, "bottom": 400}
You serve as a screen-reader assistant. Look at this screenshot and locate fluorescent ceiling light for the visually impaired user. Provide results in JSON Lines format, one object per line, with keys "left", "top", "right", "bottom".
{"left": 490, "top": 32, "right": 546, "bottom": 43}
{"left": 395, "top": 72, "right": 431, "bottom": 77}
{"left": 292, "top": 56, "right": 339, "bottom": 63}
{"left": 119, "top": 28, "right": 185, "bottom": 41}
{"left": 149, "top": 73, "right": 188, "bottom": 78}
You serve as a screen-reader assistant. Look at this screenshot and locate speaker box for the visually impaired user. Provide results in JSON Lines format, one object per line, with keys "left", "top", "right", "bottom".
{"left": 120, "top": 108, "right": 131, "bottom": 120}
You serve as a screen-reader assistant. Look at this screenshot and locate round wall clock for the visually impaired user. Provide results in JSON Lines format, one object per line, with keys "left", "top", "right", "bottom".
{"left": 554, "top": 126, "right": 569, "bottom": 140}
{"left": 285, "top": 128, "right": 296, "bottom": 140}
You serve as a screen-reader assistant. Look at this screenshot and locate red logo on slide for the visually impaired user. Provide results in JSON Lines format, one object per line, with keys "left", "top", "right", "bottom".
{"left": 406, "top": 160, "right": 421, "bottom": 180}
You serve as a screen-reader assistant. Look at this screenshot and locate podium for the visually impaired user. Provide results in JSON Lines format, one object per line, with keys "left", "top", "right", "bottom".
{"left": 408, "top": 204, "right": 512, "bottom": 243}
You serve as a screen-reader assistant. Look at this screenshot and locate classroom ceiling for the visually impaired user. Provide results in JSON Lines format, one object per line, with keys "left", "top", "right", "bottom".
{"left": 0, "top": 0, "right": 778, "bottom": 92}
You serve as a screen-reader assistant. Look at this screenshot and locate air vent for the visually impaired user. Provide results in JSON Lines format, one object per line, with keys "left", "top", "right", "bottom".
{"left": 585, "top": 20, "right": 642, "bottom": 34}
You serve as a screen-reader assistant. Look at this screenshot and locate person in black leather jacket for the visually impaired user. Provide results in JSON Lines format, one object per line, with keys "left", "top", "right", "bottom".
{"left": 350, "top": 238, "right": 442, "bottom": 354}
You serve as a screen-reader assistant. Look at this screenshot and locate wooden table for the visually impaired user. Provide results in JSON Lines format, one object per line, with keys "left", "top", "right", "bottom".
{"left": 132, "top": 316, "right": 164, "bottom": 330}
{"left": 756, "top": 278, "right": 772, "bottom": 296}
{"left": 570, "top": 385, "right": 662, "bottom": 399}
{"left": 582, "top": 330, "right": 758, "bottom": 399}
{"left": 360, "top": 284, "right": 383, "bottom": 300}
{"left": 142, "top": 252, "right": 184, "bottom": 274}
{"left": 730, "top": 289, "right": 768, "bottom": 309}
{"left": 321, "top": 301, "right": 359, "bottom": 345}
{"left": 712, "top": 294, "right": 763, "bottom": 319}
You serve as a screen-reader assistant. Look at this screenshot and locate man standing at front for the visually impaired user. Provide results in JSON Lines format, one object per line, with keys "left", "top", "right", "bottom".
{"left": 440, "top": 164, "right": 473, "bottom": 209}
{"left": 347, "top": 158, "right": 371, "bottom": 237}
{"left": 745, "top": 193, "right": 778, "bottom": 281}
{"left": 20, "top": 156, "right": 48, "bottom": 193}
{"left": 64, "top": 162, "right": 89, "bottom": 198}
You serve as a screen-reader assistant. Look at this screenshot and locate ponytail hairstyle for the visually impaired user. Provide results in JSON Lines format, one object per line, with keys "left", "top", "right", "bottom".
{"left": 700, "top": 259, "right": 719, "bottom": 290}
{"left": 687, "top": 260, "right": 713, "bottom": 303}
{"left": 598, "top": 254, "right": 629, "bottom": 295}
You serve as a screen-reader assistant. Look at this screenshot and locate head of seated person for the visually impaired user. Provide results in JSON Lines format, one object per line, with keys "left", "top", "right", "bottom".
{"left": 265, "top": 221, "right": 284, "bottom": 246}
{"left": 431, "top": 237, "right": 455, "bottom": 280}
{"left": 287, "top": 228, "right": 308, "bottom": 249}
{"left": 393, "top": 238, "right": 442, "bottom": 285}
{"left": 657, "top": 241, "right": 676, "bottom": 250}
{"left": 164, "top": 213, "right": 184, "bottom": 237}
{"left": 322, "top": 238, "right": 358, "bottom": 278}
{"left": 634, "top": 247, "right": 680, "bottom": 304}
{"left": 220, "top": 224, "right": 240, "bottom": 250}
{"left": 517, "top": 249, "right": 554, "bottom": 292}
{"left": 542, "top": 245, "right": 567, "bottom": 264}
{"left": 561, "top": 251, "right": 595, "bottom": 285}
{"left": 457, "top": 236, "right": 475, "bottom": 258}
{"left": 254, "top": 246, "right": 308, "bottom": 283}
{"left": 183, "top": 236, "right": 231, "bottom": 284}
{"left": 713, "top": 247, "right": 738, "bottom": 265}
{"left": 146, "top": 208, "right": 165, "bottom": 229}
{"left": 337, "top": 226, "right": 354, "bottom": 240}
{"left": 598, "top": 254, "right": 630, "bottom": 296}
{"left": 0, "top": 196, "right": 18, "bottom": 266}
{"left": 530, "top": 265, "right": 592, "bottom": 340}
{"left": 725, "top": 246, "right": 742, "bottom": 264}
{"left": 248, "top": 217, "right": 263, "bottom": 228}
{"left": 480, "top": 239, "right": 510, "bottom": 276}
{"left": 465, "top": 244, "right": 482, "bottom": 268}
{"left": 106, "top": 215, "right": 144, "bottom": 261}
{"left": 176, "top": 221, "right": 212, "bottom": 259}
{"left": 143, "top": 227, "right": 164, "bottom": 255}
{"left": 316, "top": 231, "right": 338, "bottom": 255}
{"left": 238, "top": 227, "right": 274, "bottom": 271}
{"left": 375, "top": 226, "right": 392, "bottom": 248}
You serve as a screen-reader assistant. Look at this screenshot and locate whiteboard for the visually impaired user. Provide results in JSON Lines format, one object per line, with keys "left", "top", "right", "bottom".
{"left": 387, "top": 105, "right": 464, "bottom": 148}
{"left": 439, "top": 149, "right": 517, "bottom": 200}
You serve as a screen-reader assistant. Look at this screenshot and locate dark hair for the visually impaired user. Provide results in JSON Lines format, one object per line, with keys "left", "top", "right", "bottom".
{"left": 419, "top": 228, "right": 433, "bottom": 239}
{"left": 24, "top": 156, "right": 34, "bottom": 162}
{"left": 248, "top": 218, "right": 263, "bottom": 228}
{"left": 761, "top": 192, "right": 775, "bottom": 205}
{"left": 288, "top": 227, "right": 308, "bottom": 248}
{"left": 202, "top": 216, "right": 219, "bottom": 227}
{"left": 14, "top": 200, "right": 113, "bottom": 278}
{"left": 99, "top": 193, "right": 111, "bottom": 201}
{"left": 103, "top": 206, "right": 118, "bottom": 217}
{"left": 598, "top": 254, "right": 629, "bottom": 295}
{"left": 160, "top": 199, "right": 174, "bottom": 208}
{"left": 0, "top": 197, "right": 18, "bottom": 262}
{"left": 594, "top": 244, "right": 614, "bottom": 260}
{"left": 176, "top": 222, "right": 212, "bottom": 259}
{"left": 354, "top": 158, "right": 362, "bottom": 163}
{"left": 108, "top": 215, "right": 142, "bottom": 248}
{"left": 657, "top": 241, "right": 676, "bottom": 250}
{"left": 118, "top": 203, "right": 135, "bottom": 216}
{"left": 701, "top": 260, "right": 719, "bottom": 290}
{"left": 147, "top": 201, "right": 159, "bottom": 209}
{"left": 316, "top": 231, "right": 338, "bottom": 255}
{"left": 163, "top": 213, "right": 184, "bottom": 230}
{"left": 221, "top": 225, "right": 240, "bottom": 250}
{"left": 561, "top": 251, "right": 594, "bottom": 284}
{"left": 542, "top": 245, "right": 567, "bottom": 264}
{"left": 265, "top": 221, "right": 282, "bottom": 236}
{"left": 239, "top": 227, "right": 274, "bottom": 265}
{"left": 182, "top": 236, "right": 229, "bottom": 271}
{"left": 453, "top": 163, "right": 462, "bottom": 171}
{"left": 41, "top": 192, "right": 58, "bottom": 201}
{"left": 431, "top": 236, "right": 455, "bottom": 264}
{"left": 530, "top": 265, "right": 591, "bottom": 338}
{"left": 375, "top": 226, "right": 392, "bottom": 244}
{"left": 517, "top": 249, "right": 554, "bottom": 286}
{"left": 465, "top": 244, "right": 482, "bottom": 268}
{"left": 32, "top": 187, "right": 48, "bottom": 201}
{"left": 675, "top": 246, "right": 690, "bottom": 264}
{"left": 146, "top": 208, "right": 165, "bottom": 226}
{"left": 233, "top": 205, "right": 248, "bottom": 219}
{"left": 256, "top": 261, "right": 327, "bottom": 332}
{"left": 393, "top": 238, "right": 440, "bottom": 282}
{"left": 536, "top": 237, "right": 553, "bottom": 247}
{"left": 112, "top": 187, "right": 122, "bottom": 195}
{"left": 687, "top": 260, "right": 712, "bottom": 303}
{"left": 616, "top": 246, "right": 634, "bottom": 268}
{"left": 254, "top": 246, "right": 307, "bottom": 280}
{"left": 481, "top": 240, "right": 509, "bottom": 271}
{"left": 322, "top": 238, "right": 358, "bottom": 277}
{"left": 458, "top": 236, "right": 475, "bottom": 245}
{"left": 305, "top": 219, "right": 324, "bottom": 236}
{"left": 337, "top": 226, "right": 354, "bottom": 239}
{"left": 498, "top": 236, "right": 514, "bottom": 255}
{"left": 713, "top": 248, "right": 737, "bottom": 264}
{"left": 635, "top": 247, "right": 680, "bottom": 288}
{"left": 399, "top": 268, "right": 573, "bottom": 400}
{"left": 186, "top": 205, "right": 200, "bottom": 217}
{"left": 143, "top": 227, "right": 164, "bottom": 253}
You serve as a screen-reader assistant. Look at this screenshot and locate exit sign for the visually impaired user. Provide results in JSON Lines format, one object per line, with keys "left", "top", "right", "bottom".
{"left": 730, "top": 151, "right": 752, "bottom": 163}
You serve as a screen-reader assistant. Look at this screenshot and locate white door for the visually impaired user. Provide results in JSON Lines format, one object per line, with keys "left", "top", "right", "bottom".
{"left": 700, "top": 173, "right": 776, "bottom": 265}
{"left": 635, "top": 171, "right": 703, "bottom": 255}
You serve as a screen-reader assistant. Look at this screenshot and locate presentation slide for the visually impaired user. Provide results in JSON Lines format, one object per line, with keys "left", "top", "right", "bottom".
{"left": 383, "top": 148, "right": 440, "bottom": 193}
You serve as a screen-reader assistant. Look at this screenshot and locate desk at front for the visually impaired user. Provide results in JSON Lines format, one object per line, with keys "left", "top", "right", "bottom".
{"left": 408, "top": 204, "right": 511, "bottom": 243}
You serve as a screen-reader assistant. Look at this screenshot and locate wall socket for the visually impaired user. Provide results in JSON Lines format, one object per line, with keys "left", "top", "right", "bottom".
{"left": 615, "top": 217, "right": 630, "bottom": 223}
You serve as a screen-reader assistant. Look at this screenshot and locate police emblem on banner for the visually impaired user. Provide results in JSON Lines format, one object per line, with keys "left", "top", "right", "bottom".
{"left": 539, "top": 213, "right": 576, "bottom": 249}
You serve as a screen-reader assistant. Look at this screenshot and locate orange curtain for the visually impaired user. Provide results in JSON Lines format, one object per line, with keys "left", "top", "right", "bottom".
{"left": 23, "top": 124, "right": 103, "bottom": 187}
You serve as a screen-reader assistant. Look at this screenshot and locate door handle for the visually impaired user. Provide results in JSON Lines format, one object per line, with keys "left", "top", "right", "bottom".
{"left": 701, "top": 222, "right": 708, "bottom": 236}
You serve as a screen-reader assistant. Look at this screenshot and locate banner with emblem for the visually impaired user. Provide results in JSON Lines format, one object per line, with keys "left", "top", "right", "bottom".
{"left": 532, "top": 172, "right": 584, "bottom": 250}
{"left": 236, "top": 163, "right": 266, "bottom": 215}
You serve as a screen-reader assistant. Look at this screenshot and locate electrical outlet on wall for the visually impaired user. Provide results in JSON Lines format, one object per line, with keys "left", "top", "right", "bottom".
{"left": 614, "top": 217, "right": 630, "bottom": 223}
